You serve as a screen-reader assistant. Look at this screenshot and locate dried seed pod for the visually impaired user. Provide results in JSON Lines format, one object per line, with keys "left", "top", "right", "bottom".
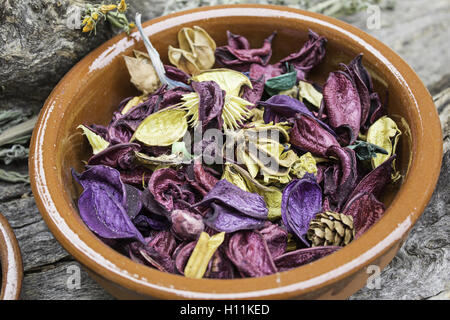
{"left": 307, "top": 211, "right": 355, "bottom": 247}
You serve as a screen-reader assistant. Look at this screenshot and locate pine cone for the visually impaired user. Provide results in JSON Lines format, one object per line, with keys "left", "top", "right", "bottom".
{"left": 307, "top": 211, "right": 355, "bottom": 247}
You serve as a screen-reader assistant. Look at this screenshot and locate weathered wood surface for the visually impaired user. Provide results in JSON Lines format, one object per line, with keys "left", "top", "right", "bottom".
{"left": 0, "top": 0, "right": 448, "bottom": 300}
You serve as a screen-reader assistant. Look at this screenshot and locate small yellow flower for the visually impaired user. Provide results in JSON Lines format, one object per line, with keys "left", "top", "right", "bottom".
{"left": 117, "top": 0, "right": 127, "bottom": 13}
{"left": 128, "top": 22, "right": 135, "bottom": 28}
{"left": 99, "top": 4, "right": 117, "bottom": 14}
{"left": 82, "top": 17, "right": 95, "bottom": 33}
{"left": 91, "top": 12, "right": 99, "bottom": 20}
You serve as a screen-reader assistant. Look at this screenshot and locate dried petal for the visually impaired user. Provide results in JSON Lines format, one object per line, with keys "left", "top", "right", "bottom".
{"left": 342, "top": 192, "right": 385, "bottom": 239}
{"left": 274, "top": 246, "right": 340, "bottom": 272}
{"left": 87, "top": 143, "right": 141, "bottom": 170}
{"left": 281, "top": 174, "right": 322, "bottom": 246}
{"left": 170, "top": 209, "right": 205, "bottom": 241}
{"left": 259, "top": 222, "right": 288, "bottom": 259}
{"left": 298, "top": 80, "right": 323, "bottom": 109}
{"left": 184, "top": 231, "right": 225, "bottom": 279}
{"left": 124, "top": 50, "right": 161, "bottom": 94}
{"left": 264, "top": 64, "right": 297, "bottom": 96}
{"left": 132, "top": 108, "right": 188, "bottom": 146}
{"left": 78, "top": 125, "right": 110, "bottom": 154}
{"left": 72, "top": 165, "right": 144, "bottom": 243}
{"left": 323, "top": 71, "right": 362, "bottom": 145}
{"left": 225, "top": 230, "right": 278, "bottom": 277}
{"left": 366, "top": 116, "right": 401, "bottom": 180}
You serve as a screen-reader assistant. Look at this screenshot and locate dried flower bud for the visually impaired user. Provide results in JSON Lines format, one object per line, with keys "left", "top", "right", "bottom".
{"left": 170, "top": 210, "right": 205, "bottom": 241}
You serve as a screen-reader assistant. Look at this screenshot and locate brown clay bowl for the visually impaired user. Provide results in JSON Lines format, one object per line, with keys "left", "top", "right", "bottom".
{"left": 29, "top": 4, "right": 442, "bottom": 299}
{"left": 0, "top": 212, "right": 23, "bottom": 300}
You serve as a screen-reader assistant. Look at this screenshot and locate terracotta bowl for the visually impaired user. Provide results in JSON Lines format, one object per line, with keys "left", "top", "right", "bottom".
{"left": 0, "top": 212, "right": 23, "bottom": 300}
{"left": 29, "top": 4, "right": 442, "bottom": 299}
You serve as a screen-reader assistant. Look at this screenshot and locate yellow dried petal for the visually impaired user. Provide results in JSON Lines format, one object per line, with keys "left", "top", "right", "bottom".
{"left": 298, "top": 80, "right": 323, "bottom": 109}
{"left": 184, "top": 232, "right": 225, "bottom": 279}
{"left": 77, "top": 125, "right": 109, "bottom": 154}
{"left": 121, "top": 95, "right": 146, "bottom": 115}
{"left": 291, "top": 152, "right": 318, "bottom": 178}
{"left": 117, "top": 0, "right": 127, "bottom": 13}
{"left": 192, "top": 69, "right": 252, "bottom": 97}
{"left": 168, "top": 46, "right": 200, "bottom": 75}
{"left": 132, "top": 108, "right": 188, "bottom": 146}
{"left": 367, "top": 116, "right": 401, "bottom": 179}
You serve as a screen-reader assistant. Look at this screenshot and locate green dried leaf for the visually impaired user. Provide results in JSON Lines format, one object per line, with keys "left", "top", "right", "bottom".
{"left": 264, "top": 64, "right": 297, "bottom": 96}
{"left": 347, "top": 140, "right": 388, "bottom": 161}
{"left": 290, "top": 152, "right": 318, "bottom": 178}
{"left": 132, "top": 108, "right": 188, "bottom": 146}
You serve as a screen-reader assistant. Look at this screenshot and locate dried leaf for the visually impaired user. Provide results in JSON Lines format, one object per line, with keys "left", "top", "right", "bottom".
{"left": 298, "top": 80, "right": 323, "bottom": 109}
{"left": 132, "top": 108, "right": 188, "bottom": 146}
{"left": 124, "top": 50, "right": 160, "bottom": 94}
{"left": 78, "top": 124, "right": 110, "bottom": 154}
{"left": 184, "top": 231, "right": 225, "bottom": 279}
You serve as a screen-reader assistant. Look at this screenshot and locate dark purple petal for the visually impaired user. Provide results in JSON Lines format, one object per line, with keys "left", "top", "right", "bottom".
{"left": 148, "top": 168, "right": 187, "bottom": 212}
{"left": 164, "top": 64, "right": 191, "bottom": 84}
{"left": 124, "top": 184, "right": 142, "bottom": 219}
{"left": 87, "top": 143, "right": 141, "bottom": 170}
{"left": 193, "top": 179, "right": 268, "bottom": 219}
{"left": 192, "top": 81, "right": 225, "bottom": 131}
{"left": 289, "top": 113, "right": 340, "bottom": 157}
{"left": 277, "top": 29, "right": 327, "bottom": 80}
{"left": 215, "top": 31, "right": 276, "bottom": 71}
{"left": 174, "top": 241, "right": 196, "bottom": 275}
{"left": 323, "top": 146, "right": 358, "bottom": 211}
{"left": 133, "top": 213, "right": 170, "bottom": 232}
{"left": 345, "top": 156, "right": 394, "bottom": 205}
{"left": 343, "top": 192, "right": 385, "bottom": 239}
{"left": 225, "top": 230, "right": 278, "bottom": 277}
{"left": 274, "top": 246, "right": 340, "bottom": 272}
{"left": 249, "top": 63, "right": 283, "bottom": 82}
{"left": 260, "top": 94, "right": 313, "bottom": 124}
{"left": 241, "top": 75, "right": 265, "bottom": 106}
{"left": 147, "top": 230, "right": 177, "bottom": 257}
{"left": 118, "top": 167, "right": 152, "bottom": 187}
{"left": 323, "top": 71, "right": 362, "bottom": 145}
{"left": 281, "top": 174, "right": 322, "bottom": 246}
{"left": 205, "top": 249, "right": 237, "bottom": 279}
{"left": 259, "top": 222, "right": 288, "bottom": 259}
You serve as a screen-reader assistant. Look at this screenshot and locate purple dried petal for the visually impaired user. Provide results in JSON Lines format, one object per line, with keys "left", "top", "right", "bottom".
{"left": 124, "top": 184, "right": 142, "bottom": 219}
{"left": 118, "top": 167, "right": 151, "bottom": 187}
{"left": 274, "top": 246, "right": 340, "bottom": 272}
{"left": 345, "top": 156, "right": 394, "bottom": 205}
{"left": 323, "top": 71, "right": 362, "bottom": 145}
{"left": 205, "top": 249, "right": 237, "bottom": 279}
{"left": 241, "top": 75, "right": 265, "bottom": 106}
{"left": 133, "top": 213, "right": 170, "bottom": 232}
{"left": 323, "top": 146, "right": 358, "bottom": 211}
{"left": 192, "top": 81, "right": 225, "bottom": 131}
{"left": 260, "top": 94, "right": 313, "bottom": 124}
{"left": 203, "top": 202, "right": 266, "bottom": 233}
{"left": 147, "top": 230, "right": 177, "bottom": 257}
{"left": 87, "top": 143, "right": 141, "bottom": 170}
{"left": 249, "top": 63, "right": 283, "bottom": 82}
{"left": 193, "top": 179, "right": 268, "bottom": 219}
{"left": 215, "top": 31, "right": 276, "bottom": 71}
{"left": 259, "top": 222, "right": 288, "bottom": 259}
{"left": 148, "top": 168, "right": 187, "bottom": 212}
{"left": 343, "top": 192, "right": 385, "bottom": 239}
{"left": 170, "top": 209, "right": 205, "bottom": 241}
{"left": 225, "top": 230, "right": 278, "bottom": 277}
{"left": 277, "top": 29, "right": 327, "bottom": 80}
{"left": 289, "top": 113, "right": 340, "bottom": 157}
{"left": 174, "top": 241, "right": 196, "bottom": 275}
{"left": 164, "top": 64, "right": 190, "bottom": 84}
{"left": 281, "top": 174, "right": 322, "bottom": 246}
{"left": 72, "top": 166, "right": 144, "bottom": 243}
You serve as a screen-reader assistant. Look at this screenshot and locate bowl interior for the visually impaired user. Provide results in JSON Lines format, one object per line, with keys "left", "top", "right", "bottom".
{"left": 37, "top": 7, "right": 436, "bottom": 299}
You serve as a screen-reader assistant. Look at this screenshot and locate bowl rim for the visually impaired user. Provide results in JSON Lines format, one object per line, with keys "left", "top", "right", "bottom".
{"left": 29, "top": 4, "right": 443, "bottom": 299}
{"left": 0, "top": 212, "right": 23, "bottom": 300}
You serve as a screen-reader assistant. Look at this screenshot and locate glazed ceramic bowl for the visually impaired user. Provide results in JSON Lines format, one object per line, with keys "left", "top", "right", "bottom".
{"left": 0, "top": 212, "right": 23, "bottom": 300}
{"left": 29, "top": 5, "right": 442, "bottom": 299}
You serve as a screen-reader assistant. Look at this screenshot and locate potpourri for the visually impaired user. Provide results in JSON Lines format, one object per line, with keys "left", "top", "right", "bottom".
{"left": 72, "top": 18, "right": 402, "bottom": 279}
